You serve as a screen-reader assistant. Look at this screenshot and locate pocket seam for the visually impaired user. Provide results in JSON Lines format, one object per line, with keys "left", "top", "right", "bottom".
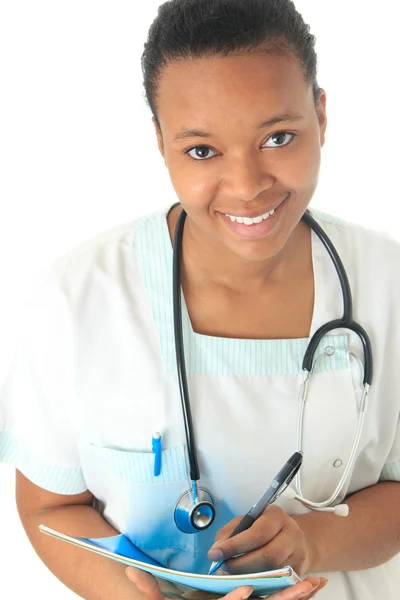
{"left": 88, "top": 443, "right": 188, "bottom": 484}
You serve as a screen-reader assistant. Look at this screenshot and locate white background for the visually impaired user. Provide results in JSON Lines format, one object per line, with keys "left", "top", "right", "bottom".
{"left": 0, "top": 1, "right": 399, "bottom": 598}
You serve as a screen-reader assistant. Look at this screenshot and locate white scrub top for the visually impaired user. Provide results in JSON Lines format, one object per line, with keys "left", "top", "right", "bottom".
{"left": 0, "top": 207, "right": 399, "bottom": 599}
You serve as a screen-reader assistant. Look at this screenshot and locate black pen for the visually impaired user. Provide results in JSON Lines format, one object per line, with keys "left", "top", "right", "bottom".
{"left": 208, "top": 451, "right": 303, "bottom": 575}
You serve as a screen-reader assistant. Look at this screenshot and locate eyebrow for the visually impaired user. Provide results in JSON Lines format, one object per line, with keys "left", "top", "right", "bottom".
{"left": 172, "top": 113, "right": 304, "bottom": 142}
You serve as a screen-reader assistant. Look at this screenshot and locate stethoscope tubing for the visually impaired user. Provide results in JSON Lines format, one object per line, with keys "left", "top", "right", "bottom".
{"left": 173, "top": 209, "right": 200, "bottom": 483}
{"left": 296, "top": 368, "right": 369, "bottom": 508}
{"left": 301, "top": 211, "right": 373, "bottom": 385}
{"left": 172, "top": 207, "right": 374, "bottom": 514}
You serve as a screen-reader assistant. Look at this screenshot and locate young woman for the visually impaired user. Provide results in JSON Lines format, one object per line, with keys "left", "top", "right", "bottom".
{"left": 1, "top": 1, "right": 399, "bottom": 599}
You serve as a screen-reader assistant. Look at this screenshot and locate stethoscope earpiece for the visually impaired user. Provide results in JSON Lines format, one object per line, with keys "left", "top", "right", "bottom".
{"left": 280, "top": 486, "right": 349, "bottom": 517}
{"left": 332, "top": 504, "right": 349, "bottom": 517}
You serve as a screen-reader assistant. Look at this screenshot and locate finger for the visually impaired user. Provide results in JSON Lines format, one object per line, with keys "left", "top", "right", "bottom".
{"left": 224, "top": 547, "right": 277, "bottom": 575}
{"left": 183, "top": 585, "right": 253, "bottom": 600}
{"left": 126, "top": 568, "right": 253, "bottom": 600}
{"left": 181, "top": 590, "right": 220, "bottom": 600}
{"left": 268, "top": 582, "right": 314, "bottom": 599}
{"left": 182, "top": 590, "right": 223, "bottom": 600}
{"left": 182, "top": 591, "right": 220, "bottom": 599}
{"left": 223, "top": 585, "right": 253, "bottom": 600}
{"left": 268, "top": 577, "right": 322, "bottom": 600}
{"left": 213, "top": 517, "right": 243, "bottom": 544}
{"left": 208, "top": 509, "right": 284, "bottom": 561}
{"left": 224, "top": 528, "right": 294, "bottom": 574}
{"left": 125, "top": 567, "right": 164, "bottom": 600}
{"left": 301, "top": 577, "right": 328, "bottom": 599}
{"left": 211, "top": 507, "right": 285, "bottom": 554}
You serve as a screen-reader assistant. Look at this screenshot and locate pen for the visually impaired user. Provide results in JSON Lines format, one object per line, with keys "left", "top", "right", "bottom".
{"left": 152, "top": 432, "right": 162, "bottom": 476}
{"left": 208, "top": 451, "right": 303, "bottom": 575}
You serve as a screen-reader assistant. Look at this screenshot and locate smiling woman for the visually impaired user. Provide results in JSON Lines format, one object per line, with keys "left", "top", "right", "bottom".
{"left": 153, "top": 43, "right": 323, "bottom": 340}
{"left": 0, "top": 2, "right": 399, "bottom": 600}
{"left": 156, "top": 52, "right": 324, "bottom": 268}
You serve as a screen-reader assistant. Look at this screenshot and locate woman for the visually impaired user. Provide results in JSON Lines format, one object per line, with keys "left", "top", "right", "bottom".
{"left": 0, "top": 1, "right": 399, "bottom": 599}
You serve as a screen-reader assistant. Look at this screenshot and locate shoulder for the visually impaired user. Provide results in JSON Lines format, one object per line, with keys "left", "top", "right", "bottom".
{"left": 309, "top": 207, "right": 400, "bottom": 274}
{"left": 29, "top": 208, "right": 169, "bottom": 309}
{"left": 43, "top": 209, "right": 168, "bottom": 283}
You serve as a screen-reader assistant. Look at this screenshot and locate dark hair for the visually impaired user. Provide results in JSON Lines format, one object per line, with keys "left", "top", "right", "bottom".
{"left": 141, "top": 0, "right": 321, "bottom": 128}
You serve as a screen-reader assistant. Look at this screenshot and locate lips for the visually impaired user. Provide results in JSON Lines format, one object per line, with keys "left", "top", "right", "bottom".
{"left": 218, "top": 195, "right": 288, "bottom": 239}
{"left": 217, "top": 196, "right": 288, "bottom": 220}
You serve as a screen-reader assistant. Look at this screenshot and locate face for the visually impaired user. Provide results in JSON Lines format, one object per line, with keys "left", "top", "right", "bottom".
{"left": 154, "top": 49, "right": 327, "bottom": 263}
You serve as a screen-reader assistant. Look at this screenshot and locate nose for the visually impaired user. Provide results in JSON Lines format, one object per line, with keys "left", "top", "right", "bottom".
{"left": 220, "top": 154, "right": 274, "bottom": 202}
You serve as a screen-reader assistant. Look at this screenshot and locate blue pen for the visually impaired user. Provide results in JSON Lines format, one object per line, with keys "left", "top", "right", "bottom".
{"left": 208, "top": 451, "right": 303, "bottom": 574}
{"left": 152, "top": 432, "right": 162, "bottom": 476}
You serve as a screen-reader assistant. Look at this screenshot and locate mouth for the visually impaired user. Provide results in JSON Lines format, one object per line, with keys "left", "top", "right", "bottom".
{"left": 223, "top": 207, "right": 276, "bottom": 225}
{"left": 217, "top": 195, "right": 289, "bottom": 239}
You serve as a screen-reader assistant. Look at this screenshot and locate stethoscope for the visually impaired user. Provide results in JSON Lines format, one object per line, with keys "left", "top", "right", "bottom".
{"left": 173, "top": 208, "right": 373, "bottom": 533}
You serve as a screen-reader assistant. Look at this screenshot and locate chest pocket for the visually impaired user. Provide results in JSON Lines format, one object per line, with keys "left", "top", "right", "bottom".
{"left": 89, "top": 443, "right": 187, "bottom": 483}
{"left": 86, "top": 443, "right": 196, "bottom": 569}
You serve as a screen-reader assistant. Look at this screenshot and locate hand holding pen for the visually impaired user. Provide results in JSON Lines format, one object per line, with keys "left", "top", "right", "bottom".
{"left": 208, "top": 452, "right": 307, "bottom": 576}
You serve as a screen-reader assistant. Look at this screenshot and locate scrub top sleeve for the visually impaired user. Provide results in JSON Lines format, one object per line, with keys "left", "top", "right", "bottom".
{"left": 0, "top": 270, "right": 87, "bottom": 495}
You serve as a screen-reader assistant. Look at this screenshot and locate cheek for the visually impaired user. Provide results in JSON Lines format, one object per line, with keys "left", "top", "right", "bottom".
{"left": 168, "top": 161, "right": 218, "bottom": 207}
{"left": 287, "top": 140, "right": 321, "bottom": 195}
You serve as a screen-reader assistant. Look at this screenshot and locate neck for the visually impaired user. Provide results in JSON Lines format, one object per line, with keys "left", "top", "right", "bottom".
{"left": 167, "top": 205, "right": 311, "bottom": 295}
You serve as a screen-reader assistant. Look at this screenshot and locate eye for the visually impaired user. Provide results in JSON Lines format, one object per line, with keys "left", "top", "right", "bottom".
{"left": 186, "top": 146, "right": 217, "bottom": 161}
{"left": 263, "top": 132, "right": 295, "bottom": 148}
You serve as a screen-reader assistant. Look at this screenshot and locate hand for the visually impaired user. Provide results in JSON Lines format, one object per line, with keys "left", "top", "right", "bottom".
{"left": 126, "top": 567, "right": 252, "bottom": 600}
{"left": 126, "top": 567, "right": 327, "bottom": 600}
{"left": 207, "top": 505, "right": 314, "bottom": 576}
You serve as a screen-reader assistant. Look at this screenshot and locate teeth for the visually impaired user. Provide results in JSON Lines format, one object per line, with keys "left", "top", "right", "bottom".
{"left": 224, "top": 209, "right": 275, "bottom": 225}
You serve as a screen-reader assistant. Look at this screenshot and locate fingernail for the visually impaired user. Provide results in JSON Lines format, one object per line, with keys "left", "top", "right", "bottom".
{"left": 242, "top": 588, "right": 253, "bottom": 599}
{"left": 208, "top": 548, "right": 224, "bottom": 560}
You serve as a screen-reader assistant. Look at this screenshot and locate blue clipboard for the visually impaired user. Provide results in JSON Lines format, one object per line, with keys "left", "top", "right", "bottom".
{"left": 39, "top": 524, "right": 301, "bottom": 597}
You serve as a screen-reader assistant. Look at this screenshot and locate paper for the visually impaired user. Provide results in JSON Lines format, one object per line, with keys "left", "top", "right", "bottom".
{"left": 39, "top": 524, "right": 301, "bottom": 597}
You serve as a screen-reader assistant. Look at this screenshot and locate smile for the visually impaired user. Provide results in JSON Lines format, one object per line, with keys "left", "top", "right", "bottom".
{"left": 223, "top": 208, "right": 275, "bottom": 225}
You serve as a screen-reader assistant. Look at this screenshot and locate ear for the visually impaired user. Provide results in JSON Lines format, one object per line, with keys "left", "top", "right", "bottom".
{"left": 153, "top": 117, "right": 165, "bottom": 158}
{"left": 315, "top": 89, "right": 327, "bottom": 147}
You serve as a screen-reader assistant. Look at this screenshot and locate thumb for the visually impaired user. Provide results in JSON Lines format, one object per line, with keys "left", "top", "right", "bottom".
{"left": 222, "top": 586, "right": 253, "bottom": 600}
{"left": 126, "top": 567, "right": 164, "bottom": 600}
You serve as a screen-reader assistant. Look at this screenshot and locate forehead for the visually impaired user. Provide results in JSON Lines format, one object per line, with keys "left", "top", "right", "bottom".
{"left": 156, "top": 51, "right": 312, "bottom": 130}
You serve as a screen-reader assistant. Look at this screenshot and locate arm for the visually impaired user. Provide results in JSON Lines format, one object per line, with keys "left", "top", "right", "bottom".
{"left": 16, "top": 470, "right": 142, "bottom": 600}
{"left": 16, "top": 470, "right": 326, "bottom": 600}
{"left": 207, "top": 481, "right": 400, "bottom": 576}
{"left": 293, "top": 481, "right": 400, "bottom": 573}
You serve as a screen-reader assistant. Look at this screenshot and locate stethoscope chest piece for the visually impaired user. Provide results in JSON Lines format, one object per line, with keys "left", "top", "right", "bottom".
{"left": 174, "top": 488, "right": 216, "bottom": 533}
